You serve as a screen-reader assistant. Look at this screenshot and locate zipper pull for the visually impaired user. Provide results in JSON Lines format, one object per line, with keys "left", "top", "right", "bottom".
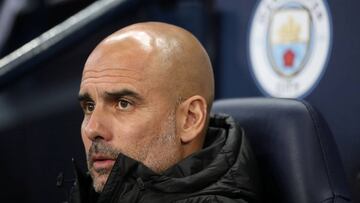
{"left": 136, "top": 177, "right": 145, "bottom": 191}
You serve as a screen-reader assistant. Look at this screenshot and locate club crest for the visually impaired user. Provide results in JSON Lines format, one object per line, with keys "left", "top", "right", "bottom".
{"left": 249, "top": 0, "right": 331, "bottom": 98}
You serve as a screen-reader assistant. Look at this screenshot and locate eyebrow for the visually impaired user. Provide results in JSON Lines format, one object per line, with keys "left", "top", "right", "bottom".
{"left": 78, "top": 92, "right": 92, "bottom": 102}
{"left": 78, "top": 89, "right": 143, "bottom": 103}
{"left": 104, "top": 89, "right": 143, "bottom": 102}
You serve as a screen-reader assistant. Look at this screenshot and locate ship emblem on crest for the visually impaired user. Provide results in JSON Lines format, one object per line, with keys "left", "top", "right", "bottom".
{"left": 268, "top": 8, "right": 311, "bottom": 77}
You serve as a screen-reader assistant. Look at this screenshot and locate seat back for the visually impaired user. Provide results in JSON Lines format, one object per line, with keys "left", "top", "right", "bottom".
{"left": 212, "top": 98, "right": 351, "bottom": 203}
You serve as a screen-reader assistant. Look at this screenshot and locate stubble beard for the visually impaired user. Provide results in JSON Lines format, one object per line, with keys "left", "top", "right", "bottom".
{"left": 87, "top": 139, "right": 120, "bottom": 193}
{"left": 87, "top": 110, "right": 178, "bottom": 193}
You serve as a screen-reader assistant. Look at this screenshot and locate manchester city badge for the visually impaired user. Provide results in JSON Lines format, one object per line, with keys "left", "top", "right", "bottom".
{"left": 249, "top": 0, "right": 332, "bottom": 98}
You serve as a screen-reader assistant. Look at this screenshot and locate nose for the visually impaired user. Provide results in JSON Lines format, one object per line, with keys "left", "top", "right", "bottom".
{"left": 82, "top": 107, "right": 111, "bottom": 141}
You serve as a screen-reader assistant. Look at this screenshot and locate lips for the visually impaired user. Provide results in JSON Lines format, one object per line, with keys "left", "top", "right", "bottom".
{"left": 91, "top": 155, "right": 116, "bottom": 170}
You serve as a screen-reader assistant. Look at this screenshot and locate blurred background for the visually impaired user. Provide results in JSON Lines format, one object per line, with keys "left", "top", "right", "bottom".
{"left": 0, "top": 0, "right": 359, "bottom": 202}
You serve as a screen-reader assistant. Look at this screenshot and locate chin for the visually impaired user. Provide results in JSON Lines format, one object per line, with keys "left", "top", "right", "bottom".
{"left": 92, "top": 173, "right": 109, "bottom": 192}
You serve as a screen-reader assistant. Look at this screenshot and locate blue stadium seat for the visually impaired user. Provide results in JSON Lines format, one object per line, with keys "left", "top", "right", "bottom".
{"left": 212, "top": 98, "right": 351, "bottom": 203}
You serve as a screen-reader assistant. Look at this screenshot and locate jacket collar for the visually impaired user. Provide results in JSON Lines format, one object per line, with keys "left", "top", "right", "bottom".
{"left": 77, "top": 114, "right": 243, "bottom": 201}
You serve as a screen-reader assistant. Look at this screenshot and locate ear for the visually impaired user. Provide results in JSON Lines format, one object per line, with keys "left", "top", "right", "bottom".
{"left": 177, "top": 95, "right": 208, "bottom": 144}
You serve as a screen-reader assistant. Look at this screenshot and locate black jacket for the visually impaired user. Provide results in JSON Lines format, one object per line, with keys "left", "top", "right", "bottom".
{"left": 71, "top": 114, "right": 261, "bottom": 203}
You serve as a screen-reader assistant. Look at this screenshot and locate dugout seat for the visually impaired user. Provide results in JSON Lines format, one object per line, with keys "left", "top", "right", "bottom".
{"left": 212, "top": 98, "right": 351, "bottom": 203}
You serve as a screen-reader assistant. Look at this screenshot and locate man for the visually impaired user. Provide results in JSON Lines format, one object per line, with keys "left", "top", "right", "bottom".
{"left": 73, "top": 22, "right": 261, "bottom": 203}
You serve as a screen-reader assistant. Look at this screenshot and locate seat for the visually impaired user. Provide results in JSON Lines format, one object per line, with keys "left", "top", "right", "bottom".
{"left": 212, "top": 98, "right": 351, "bottom": 203}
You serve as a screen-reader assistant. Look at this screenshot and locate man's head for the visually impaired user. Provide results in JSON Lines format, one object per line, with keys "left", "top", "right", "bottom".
{"left": 78, "top": 22, "right": 214, "bottom": 192}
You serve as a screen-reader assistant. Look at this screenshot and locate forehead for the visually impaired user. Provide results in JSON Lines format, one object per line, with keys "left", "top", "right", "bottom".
{"left": 79, "top": 39, "right": 167, "bottom": 97}
{"left": 85, "top": 38, "right": 153, "bottom": 71}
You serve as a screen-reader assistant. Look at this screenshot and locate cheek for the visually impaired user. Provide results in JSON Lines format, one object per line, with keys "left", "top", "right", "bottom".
{"left": 81, "top": 120, "right": 91, "bottom": 152}
{"left": 82, "top": 135, "right": 91, "bottom": 153}
{"left": 112, "top": 117, "right": 159, "bottom": 149}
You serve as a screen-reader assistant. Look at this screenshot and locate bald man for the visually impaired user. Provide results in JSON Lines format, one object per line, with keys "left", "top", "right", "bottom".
{"left": 72, "top": 22, "right": 261, "bottom": 203}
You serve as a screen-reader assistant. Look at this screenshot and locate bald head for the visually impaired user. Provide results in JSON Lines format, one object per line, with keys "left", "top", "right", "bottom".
{"left": 80, "top": 22, "right": 214, "bottom": 184}
{"left": 84, "top": 22, "right": 214, "bottom": 111}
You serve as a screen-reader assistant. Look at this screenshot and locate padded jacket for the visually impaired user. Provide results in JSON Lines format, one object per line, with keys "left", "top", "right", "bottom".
{"left": 70, "top": 114, "right": 261, "bottom": 203}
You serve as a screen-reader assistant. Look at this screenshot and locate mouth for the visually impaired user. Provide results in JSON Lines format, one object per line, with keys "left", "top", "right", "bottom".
{"left": 91, "top": 155, "right": 116, "bottom": 171}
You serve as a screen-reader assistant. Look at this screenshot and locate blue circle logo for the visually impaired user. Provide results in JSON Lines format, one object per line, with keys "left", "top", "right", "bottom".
{"left": 249, "top": 0, "right": 332, "bottom": 98}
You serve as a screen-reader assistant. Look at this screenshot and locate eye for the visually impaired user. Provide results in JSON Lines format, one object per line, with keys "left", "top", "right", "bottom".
{"left": 83, "top": 102, "right": 95, "bottom": 114}
{"left": 117, "top": 99, "right": 132, "bottom": 110}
